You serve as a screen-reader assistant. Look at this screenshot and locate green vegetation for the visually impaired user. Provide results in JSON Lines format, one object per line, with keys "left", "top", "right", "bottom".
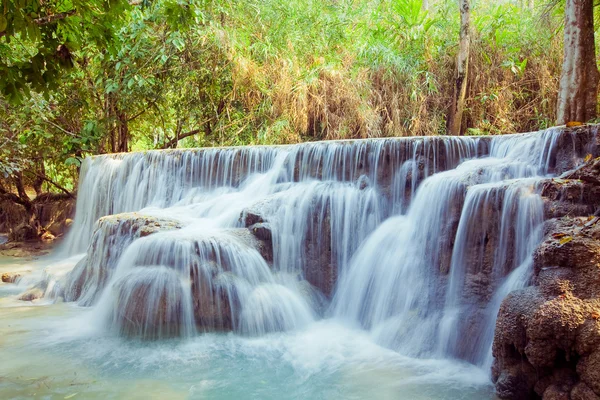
{"left": 0, "top": 0, "right": 595, "bottom": 196}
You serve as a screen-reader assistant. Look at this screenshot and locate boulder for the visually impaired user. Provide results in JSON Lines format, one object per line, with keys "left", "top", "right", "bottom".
{"left": 18, "top": 287, "right": 44, "bottom": 301}
{"left": 61, "top": 213, "right": 182, "bottom": 305}
{"left": 109, "top": 266, "right": 192, "bottom": 340}
{"left": 1, "top": 272, "right": 21, "bottom": 283}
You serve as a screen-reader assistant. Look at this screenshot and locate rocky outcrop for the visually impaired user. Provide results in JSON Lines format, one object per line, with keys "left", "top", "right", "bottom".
{"left": 92, "top": 221, "right": 275, "bottom": 338}
{"left": 493, "top": 157, "right": 600, "bottom": 400}
{"left": 241, "top": 195, "right": 338, "bottom": 297}
{"left": 110, "top": 266, "right": 192, "bottom": 339}
{"left": 59, "top": 213, "right": 183, "bottom": 305}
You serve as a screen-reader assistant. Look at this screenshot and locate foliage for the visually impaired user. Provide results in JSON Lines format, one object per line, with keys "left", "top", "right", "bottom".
{"left": 0, "top": 0, "right": 594, "bottom": 195}
{"left": 0, "top": 0, "right": 133, "bottom": 102}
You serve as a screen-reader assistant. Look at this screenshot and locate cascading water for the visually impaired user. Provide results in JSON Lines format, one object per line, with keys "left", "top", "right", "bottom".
{"left": 57, "top": 130, "right": 593, "bottom": 345}
{"left": 5, "top": 127, "right": 597, "bottom": 398}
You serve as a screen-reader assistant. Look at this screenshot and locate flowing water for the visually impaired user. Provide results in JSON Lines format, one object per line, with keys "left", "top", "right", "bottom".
{"left": 0, "top": 128, "right": 595, "bottom": 399}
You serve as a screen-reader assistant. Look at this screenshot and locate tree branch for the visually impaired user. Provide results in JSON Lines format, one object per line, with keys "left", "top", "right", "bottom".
{"left": 34, "top": 10, "right": 77, "bottom": 26}
{"left": 34, "top": 174, "right": 74, "bottom": 198}
{"left": 21, "top": 171, "right": 74, "bottom": 198}
{"left": 162, "top": 129, "right": 201, "bottom": 149}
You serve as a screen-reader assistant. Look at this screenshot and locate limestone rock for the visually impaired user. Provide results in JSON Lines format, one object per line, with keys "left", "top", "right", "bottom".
{"left": 1, "top": 272, "right": 21, "bottom": 283}
{"left": 18, "top": 287, "right": 44, "bottom": 301}
{"left": 493, "top": 148, "right": 600, "bottom": 399}
{"left": 577, "top": 351, "right": 600, "bottom": 395}
{"left": 571, "top": 382, "right": 600, "bottom": 400}
{"left": 61, "top": 212, "right": 183, "bottom": 305}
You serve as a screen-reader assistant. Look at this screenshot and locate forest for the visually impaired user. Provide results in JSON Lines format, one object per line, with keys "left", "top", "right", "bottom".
{"left": 1, "top": 0, "right": 597, "bottom": 199}
{"left": 2, "top": 2, "right": 600, "bottom": 400}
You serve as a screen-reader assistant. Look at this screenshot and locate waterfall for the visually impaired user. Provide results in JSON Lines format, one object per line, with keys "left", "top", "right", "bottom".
{"left": 47, "top": 128, "right": 595, "bottom": 367}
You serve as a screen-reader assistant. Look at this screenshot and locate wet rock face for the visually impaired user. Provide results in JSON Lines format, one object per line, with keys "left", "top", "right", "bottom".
{"left": 188, "top": 228, "right": 274, "bottom": 331}
{"left": 61, "top": 213, "right": 183, "bottom": 305}
{"left": 242, "top": 196, "right": 338, "bottom": 298}
{"left": 110, "top": 267, "right": 191, "bottom": 339}
{"left": 542, "top": 158, "right": 600, "bottom": 220}
{"left": 1, "top": 272, "right": 21, "bottom": 283}
{"left": 493, "top": 183, "right": 600, "bottom": 400}
{"left": 550, "top": 126, "right": 600, "bottom": 175}
{"left": 100, "top": 225, "right": 275, "bottom": 338}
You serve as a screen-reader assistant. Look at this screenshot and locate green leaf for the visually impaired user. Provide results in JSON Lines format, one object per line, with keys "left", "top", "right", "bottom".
{"left": 65, "top": 157, "right": 81, "bottom": 167}
{"left": 558, "top": 236, "right": 573, "bottom": 246}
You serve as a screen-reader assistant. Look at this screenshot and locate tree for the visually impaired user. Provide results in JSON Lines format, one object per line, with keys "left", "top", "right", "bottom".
{"left": 0, "top": 0, "right": 131, "bottom": 102}
{"left": 556, "top": 0, "right": 599, "bottom": 124}
{"left": 447, "top": 0, "right": 470, "bottom": 135}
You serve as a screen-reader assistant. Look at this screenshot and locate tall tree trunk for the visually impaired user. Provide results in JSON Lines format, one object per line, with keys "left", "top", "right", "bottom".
{"left": 13, "top": 172, "right": 29, "bottom": 204}
{"left": 447, "top": 0, "right": 470, "bottom": 136}
{"left": 13, "top": 171, "right": 40, "bottom": 231}
{"left": 422, "top": 0, "right": 429, "bottom": 12}
{"left": 117, "top": 110, "right": 129, "bottom": 153}
{"left": 32, "top": 162, "right": 45, "bottom": 197}
{"left": 556, "top": 0, "right": 599, "bottom": 124}
{"left": 528, "top": 0, "right": 534, "bottom": 10}
{"left": 106, "top": 93, "right": 117, "bottom": 153}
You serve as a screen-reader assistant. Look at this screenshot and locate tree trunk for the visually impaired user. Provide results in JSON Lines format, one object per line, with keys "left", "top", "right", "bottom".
{"left": 13, "top": 172, "right": 29, "bottom": 205}
{"left": 32, "top": 162, "right": 45, "bottom": 197}
{"left": 447, "top": 0, "right": 470, "bottom": 136}
{"left": 528, "top": 0, "right": 534, "bottom": 10}
{"left": 422, "top": 0, "right": 429, "bottom": 12}
{"left": 556, "top": 0, "right": 599, "bottom": 125}
{"left": 12, "top": 172, "right": 40, "bottom": 232}
{"left": 117, "top": 109, "right": 129, "bottom": 152}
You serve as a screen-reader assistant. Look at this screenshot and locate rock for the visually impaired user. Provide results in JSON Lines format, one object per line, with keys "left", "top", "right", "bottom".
{"left": 61, "top": 213, "right": 183, "bottom": 305}
{"left": 242, "top": 197, "right": 337, "bottom": 297}
{"left": 109, "top": 267, "right": 191, "bottom": 339}
{"left": 190, "top": 263, "right": 235, "bottom": 331}
{"left": 575, "top": 319, "right": 600, "bottom": 356}
{"left": 9, "top": 223, "right": 39, "bottom": 242}
{"left": 242, "top": 200, "right": 273, "bottom": 227}
{"left": 1, "top": 272, "right": 21, "bottom": 283}
{"left": 493, "top": 363, "right": 538, "bottom": 400}
{"left": 41, "top": 231, "right": 56, "bottom": 241}
{"left": 249, "top": 222, "right": 272, "bottom": 242}
{"left": 578, "top": 351, "right": 600, "bottom": 395}
{"left": 543, "top": 384, "right": 571, "bottom": 400}
{"left": 357, "top": 174, "right": 371, "bottom": 190}
{"left": 19, "top": 287, "right": 44, "bottom": 301}
{"left": 571, "top": 382, "right": 600, "bottom": 400}
{"left": 492, "top": 142, "right": 600, "bottom": 399}
{"left": 550, "top": 125, "right": 600, "bottom": 175}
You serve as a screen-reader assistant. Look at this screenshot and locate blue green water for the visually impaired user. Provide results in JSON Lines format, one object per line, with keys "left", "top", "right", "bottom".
{"left": 0, "top": 256, "right": 497, "bottom": 400}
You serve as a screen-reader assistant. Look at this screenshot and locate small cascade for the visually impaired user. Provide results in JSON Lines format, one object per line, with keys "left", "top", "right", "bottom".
{"left": 436, "top": 179, "right": 544, "bottom": 364}
{"left": 108, "top": 266, "right": 195, "bottom": 340}
{"left": 87, "top": 226, "right": 317, "bottom": 339}
{"left": 38, "top": 126, "right": 597, "bottom": 371}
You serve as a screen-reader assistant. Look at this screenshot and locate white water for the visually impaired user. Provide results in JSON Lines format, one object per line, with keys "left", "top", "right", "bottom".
{"left": 1, "top": 128, "right": 595, "bottom": 398}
